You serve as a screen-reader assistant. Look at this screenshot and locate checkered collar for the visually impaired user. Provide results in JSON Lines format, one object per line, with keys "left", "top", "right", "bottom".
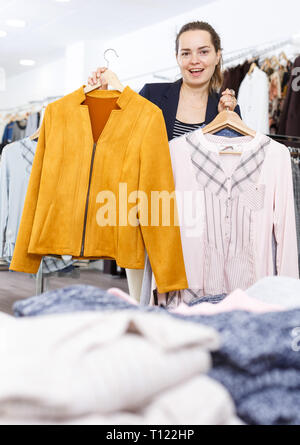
{"left": 185, "top": 130, "right": 271, "bottom": 199}
{"left": 20, "top": 137, "right": 38, "bottom": 173}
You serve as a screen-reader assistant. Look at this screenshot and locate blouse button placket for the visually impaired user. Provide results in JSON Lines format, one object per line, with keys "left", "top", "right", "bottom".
{"left": 225, "top": 177, "right": 232, "bottom": 240}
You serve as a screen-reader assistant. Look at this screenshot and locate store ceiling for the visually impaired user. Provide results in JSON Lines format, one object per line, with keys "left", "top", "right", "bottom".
{"left": 0, "top": 0, "right": 216, "bottom": 78}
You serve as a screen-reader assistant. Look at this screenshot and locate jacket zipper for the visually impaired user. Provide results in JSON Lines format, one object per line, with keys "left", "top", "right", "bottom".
{"left": 80, "top": 142, "right": 97, "bottom": 256}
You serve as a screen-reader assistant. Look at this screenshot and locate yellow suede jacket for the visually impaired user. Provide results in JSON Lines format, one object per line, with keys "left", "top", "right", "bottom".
{"left": 9, "top": 86, "right": 188, "bottom": 293}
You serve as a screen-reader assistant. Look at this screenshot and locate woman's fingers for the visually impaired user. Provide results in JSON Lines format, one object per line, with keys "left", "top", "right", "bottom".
{"left": 221, "top": 88, "right": 230, "bottom": 96}
{"left": 87, "top": 67, "right": 109, "bottom": 90}
{"left": 88, "top": 73, "right": 98, "bottom": 86}
{"left": 222, "top": 88, "right": 235, "bottom": 97}
{"left": 96, "top": 67, "right": 107, "bottom": 75}
{"left": 95, "top": 67, "right": 108, "bottom": 89}
{"left": 218, "top": 94, "right": 237, "bottom": 111}
{"left": 90, "top": 71, "right": 97, "bottom": 85}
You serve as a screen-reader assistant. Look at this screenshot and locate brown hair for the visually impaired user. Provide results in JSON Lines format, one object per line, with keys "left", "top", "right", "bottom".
{"left": 175, "top": 21, "right": 223, "bottom": 93}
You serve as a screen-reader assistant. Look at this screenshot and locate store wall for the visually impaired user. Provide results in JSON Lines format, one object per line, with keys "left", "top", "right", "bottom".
{"left": 1, "top": 0, "right": 300, "bottom": 109}
{"left": 0, "top": 57, "right": 65, "bottom": 111}
{"left": 97, "top": 0, "right": 300, "bottom": 90}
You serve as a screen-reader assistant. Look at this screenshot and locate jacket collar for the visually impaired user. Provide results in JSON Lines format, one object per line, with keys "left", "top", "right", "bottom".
{"left": 161, "top": 78, "right": 220, "bottom": 141}
{"left": 72, "top": 85, "right": 134, "bottom": 109}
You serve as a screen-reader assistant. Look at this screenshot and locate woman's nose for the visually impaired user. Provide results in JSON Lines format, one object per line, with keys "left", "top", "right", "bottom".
{"left": 190, "top": 53, "right": 200, "bottom": 64}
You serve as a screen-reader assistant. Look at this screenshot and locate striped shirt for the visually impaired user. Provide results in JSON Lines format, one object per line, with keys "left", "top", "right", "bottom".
{"left": 173, "top": 119, "right": 205, "bottom": 139}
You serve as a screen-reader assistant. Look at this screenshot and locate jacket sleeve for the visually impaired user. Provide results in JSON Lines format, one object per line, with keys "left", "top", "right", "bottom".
{"left": 138, "top": 108, "right": 188, "bottom": 293}
{"left": 235, "top": 104, "right": 242, "bottom": 118}
{"left": 0, "top": 148, "right": 9, "bottom": 257}
{"left": 274, "top": 149, "right": 299, "bottom": 278}
{"left": 9, "top": 107, "right": 51, "bottom": 273}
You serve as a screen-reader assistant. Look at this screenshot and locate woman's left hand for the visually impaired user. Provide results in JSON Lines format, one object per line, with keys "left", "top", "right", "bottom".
{"left": 218, "top": 88, "right": 237, "bottom": 113}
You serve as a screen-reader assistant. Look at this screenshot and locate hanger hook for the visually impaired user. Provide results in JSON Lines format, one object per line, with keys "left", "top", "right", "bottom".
{"left": 103, "top": 48, "right": 119, "bottom": 69}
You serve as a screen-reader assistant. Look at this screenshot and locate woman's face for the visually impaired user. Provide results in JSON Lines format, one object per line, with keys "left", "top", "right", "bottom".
{"left": 176, "top": 30, "right": 220, "bottom": 88}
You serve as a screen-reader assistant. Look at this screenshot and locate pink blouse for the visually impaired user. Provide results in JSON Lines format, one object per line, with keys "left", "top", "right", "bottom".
{"left": 156, "top": 130, "right": 299, "bottom": 307}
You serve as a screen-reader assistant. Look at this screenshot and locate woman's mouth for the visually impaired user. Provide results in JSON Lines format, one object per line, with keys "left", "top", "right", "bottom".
{"left": 188, "top": 68, "right": 204, "bottom": 77}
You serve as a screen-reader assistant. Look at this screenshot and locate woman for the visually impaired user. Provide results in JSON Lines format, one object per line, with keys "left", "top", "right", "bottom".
{"left": 88, "top": 21, "right": 240, "bottom": 141}
{"left": 88, "top": 21, "right": 240, "bottom": 302}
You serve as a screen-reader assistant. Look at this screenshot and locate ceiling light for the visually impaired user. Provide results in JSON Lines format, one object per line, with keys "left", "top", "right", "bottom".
{"left": 20, "top": 59, "right": 36, "bottom": 66}
{"left": 6, "top": 19, "right": 26, "bottom": 28}
{"left": 0, "top": 30, "right": 7, "bottom": 37}
{"left": 55, "top": 0, "right": 71, "bottom": 2}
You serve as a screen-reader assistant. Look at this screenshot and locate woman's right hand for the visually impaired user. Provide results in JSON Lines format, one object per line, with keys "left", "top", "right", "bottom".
{"left": 87, "top": 67, "right": 108, "bottom": 90}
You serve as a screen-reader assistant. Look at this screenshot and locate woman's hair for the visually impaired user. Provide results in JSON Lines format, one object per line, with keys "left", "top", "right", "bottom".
{"left": 175, "top": 21, "right": 223, "bottom": 93}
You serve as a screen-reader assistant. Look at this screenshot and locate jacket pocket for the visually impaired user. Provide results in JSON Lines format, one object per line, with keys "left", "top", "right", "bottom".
{"left": 239, "top": 183, "right": 266, "bottom": 211}
{"left": 38, "top": 203, "right": 55, "bottom": 246}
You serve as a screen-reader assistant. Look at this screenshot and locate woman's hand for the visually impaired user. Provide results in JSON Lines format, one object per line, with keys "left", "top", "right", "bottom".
{"left": 87, "top": 67, "right": 109, "bottom": 90}
{"left": 218, "top": 88, "right": 237, "bottom": 113}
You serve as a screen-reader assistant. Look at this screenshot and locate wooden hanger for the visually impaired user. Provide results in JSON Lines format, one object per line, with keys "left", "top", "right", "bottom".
{"left": 202, "top": 106, "right": 256, "bottom": 155}
{"left": 248, "top": 62, "right": 257, "bottom": 75}
{"left": 271, "top": 55, "right": 280, "bottom": 69}
{"left": 279, "top": 51, "right": 289, "bottom": 63}
{"left": 202, "top": 110, "right": 256, "bottom": 138}
{"left": 83, "top": 69, "right": 124, "bottom": 94}
{"left": 261, "top": 58, "right": 271, "bottom": 72}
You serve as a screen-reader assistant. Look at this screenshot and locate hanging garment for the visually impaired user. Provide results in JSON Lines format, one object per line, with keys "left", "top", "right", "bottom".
{"left": 0, "top": 119, "right": 8, "bottom": 143}
{"left": 291, "top": 158, "right": 300, "bottom": 271}
{"left": 278, "top": 56, "right": 300, "bottom": 137}
{"left": 11, "top": 119, "right": 27, "bottom": 142}
{"left": 9, "top": 86, "right": 188, "bottom": 293}
{"left": 221, "top": 61, "right": 253, "bottom": 97}
{"left": 0, "top": 138, "right": 73, "bottom": 273}
{"left": 151, "top": 129, "right": 298, "bottom": 302}
{"left": 178, "top": 130, "right": 298, "bottom": 294}
{"left": 237, "top": 66, "right": 270, "bottom": 134}
{"left": 269, "top": 70, "right": 283, "bottom": 134}
{"left": 1, "top": 121, "right": 14, "bottom": 145}
{"left": 24, "top": 112, "right": 40, "bottom": 138}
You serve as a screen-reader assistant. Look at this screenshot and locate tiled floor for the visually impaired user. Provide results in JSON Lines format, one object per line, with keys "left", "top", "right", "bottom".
{"left": 0, "top": 268, "right": 129, "bottom": 315}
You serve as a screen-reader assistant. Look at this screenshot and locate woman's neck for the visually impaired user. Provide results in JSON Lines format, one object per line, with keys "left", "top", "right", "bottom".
{"left": 180, "top": 81, "right": 210, "bottom": 102}
{"left": 176, "top": 80, "right": 210, "bottom": 124}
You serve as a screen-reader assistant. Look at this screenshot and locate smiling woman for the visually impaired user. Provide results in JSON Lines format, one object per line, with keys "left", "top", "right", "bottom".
{"left": 88, "top": 21, "right": 240, "bottom": 141}
{"left": 175, "top": 21, "right": 223, "bottom": 95}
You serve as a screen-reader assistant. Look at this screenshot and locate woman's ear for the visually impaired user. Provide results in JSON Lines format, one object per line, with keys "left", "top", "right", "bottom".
{"left": 216, "top": 50, "right": 221, "bottom": 66}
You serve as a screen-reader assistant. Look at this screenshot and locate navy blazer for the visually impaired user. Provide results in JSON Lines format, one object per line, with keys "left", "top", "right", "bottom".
{"left": 139, "top": 78, "right": 241, "bottom": 141}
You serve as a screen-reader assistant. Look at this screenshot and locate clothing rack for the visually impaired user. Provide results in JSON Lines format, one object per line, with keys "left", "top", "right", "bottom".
{"left": 0, "top": 96, "right": 62, "bottom": 114}
{"left": 268, "top": 134, "right": 300, "bottom": 156}
{"left": 223, "top": 38, "right": 292, "bottom": 65}
{"left": 268, "top": 134, "right": 300, "bottom": 142}
{"left": 122, "top": 36, "right": 299, "bottom": 85}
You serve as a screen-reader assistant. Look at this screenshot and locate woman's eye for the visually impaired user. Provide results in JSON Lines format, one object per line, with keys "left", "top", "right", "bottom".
{"left": 181, "top": 52, "right": 189, "bottom": 56}
{"left": 200, "top": 51, "right": 208, "bottom": 55}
